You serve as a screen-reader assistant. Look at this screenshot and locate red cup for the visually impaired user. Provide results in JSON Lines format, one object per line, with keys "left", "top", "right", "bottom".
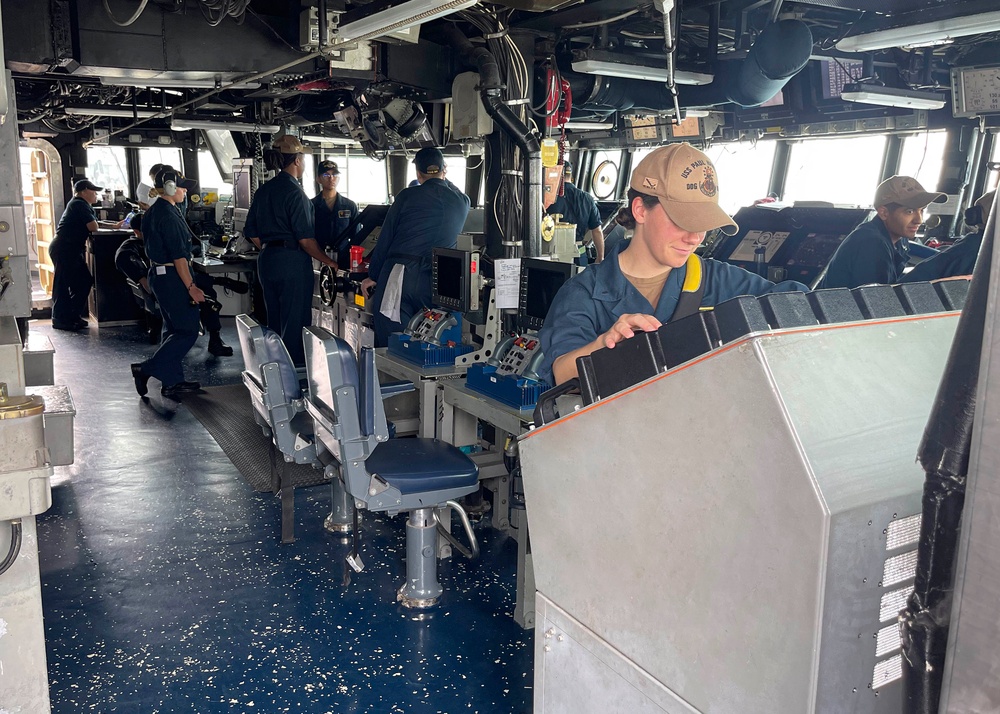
{"left": 350, "top": 246, "right": 364, "bottom": 272}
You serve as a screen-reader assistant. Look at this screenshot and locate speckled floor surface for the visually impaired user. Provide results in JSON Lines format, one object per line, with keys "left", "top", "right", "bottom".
{"left": 34, "top": 319, "right": 533, "bottom": 713}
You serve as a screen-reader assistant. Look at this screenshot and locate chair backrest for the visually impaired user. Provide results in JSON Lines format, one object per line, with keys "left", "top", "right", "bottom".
{"left": 303, "top": 326, "right": 389, "bottom": 445}
{"left": 236, "top": 314, "right": 301, "bottom": 400}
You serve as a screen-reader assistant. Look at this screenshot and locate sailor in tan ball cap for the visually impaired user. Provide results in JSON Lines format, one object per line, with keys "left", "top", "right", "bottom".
{"left": 538, "top": 142, "right": 810, "bottom": 386}
{"left": 821, "top": 175, "right": 947, "bottom": 289}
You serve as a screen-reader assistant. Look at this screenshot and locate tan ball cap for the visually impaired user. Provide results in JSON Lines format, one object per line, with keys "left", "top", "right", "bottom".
{"left": 874, "top": 175, "right": 946, "bottom": 209}
{"left": 272, "top": 135, "right": 312, "bottom": 154}
{"left": 629, "top": 143, "right": 738, "bottom": 236}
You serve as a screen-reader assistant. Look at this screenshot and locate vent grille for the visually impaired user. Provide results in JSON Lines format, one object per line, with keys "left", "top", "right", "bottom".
{"left": 875, "top": 623, "right": 902, "bottom": 657}
{"left": 886, "top": 514, "right": 921, "bottom": 550}
{"left": 873, "top": 654, "right": 903, "bottom": 687}
{"left": 879, "top": 585, "right": 913, "bottom": 623}
{"left": 883, "top": 550, "right": 919, "bottom": 588}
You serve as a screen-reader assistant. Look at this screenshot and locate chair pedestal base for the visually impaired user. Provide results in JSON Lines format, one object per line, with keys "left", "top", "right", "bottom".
{"left": 324, "top": 477, "right": 356, "bottom": 534}
{"left": 397, "top": 507, "right": 442, "bottom": 608}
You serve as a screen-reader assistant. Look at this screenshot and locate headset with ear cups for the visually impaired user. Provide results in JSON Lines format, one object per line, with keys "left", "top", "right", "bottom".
{"left": 160, "top": 170, "right": 178, "bottom": 197}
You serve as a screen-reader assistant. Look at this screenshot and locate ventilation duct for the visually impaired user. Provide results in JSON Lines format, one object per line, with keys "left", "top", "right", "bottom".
{"left": 565, "top": 19, "right": 813, "bottom": 113}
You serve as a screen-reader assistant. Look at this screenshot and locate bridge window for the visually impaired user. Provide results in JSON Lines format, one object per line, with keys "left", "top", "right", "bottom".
{"left": 898, "top": 131, "right": 948, "bottom": 191}
{"left": 85, "top": 146, "right": 129, "bottom": 196}
{"left": 344, "top": 155, "right": 390, "bottom": 205}
{"left": 705, "top": 141, "right": 777, "bottom": 215}
{"left": 783, "top": 135, "right": 888, "bottom": 207}
{"left": 197, "top": 150, "right": 233, "bottom": 201}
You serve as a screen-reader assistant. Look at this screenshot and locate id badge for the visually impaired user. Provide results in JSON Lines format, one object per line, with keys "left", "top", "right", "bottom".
{"left": 156, "top": 265, "right": 167, "bottom": 275}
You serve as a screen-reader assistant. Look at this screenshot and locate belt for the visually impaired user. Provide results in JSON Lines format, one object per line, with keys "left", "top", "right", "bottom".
{"left": 262, "top": 238, "right": 301, "bottom": 250}
{"left": 152, "top": 262, "right": 176, "bottom": 267}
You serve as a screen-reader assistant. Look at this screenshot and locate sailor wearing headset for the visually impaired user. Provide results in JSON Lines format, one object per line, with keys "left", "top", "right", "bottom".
{"left": 131, "top": 168, "right": 206, "bottom": 400}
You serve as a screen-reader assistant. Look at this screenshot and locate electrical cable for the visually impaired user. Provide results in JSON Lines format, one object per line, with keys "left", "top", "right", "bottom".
{"left": 564, "top": 8, "right": 640, "bottom": 30}
{"left": 0, "top": 520, "right": 23, "bottom": 577}
{"left": 103, "top": 0, "right": 150, "bottom": 27}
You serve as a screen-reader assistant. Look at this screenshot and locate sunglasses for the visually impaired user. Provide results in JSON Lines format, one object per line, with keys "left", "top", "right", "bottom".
{"left": 319, "top": 172, "right": 339, "bottom": 179}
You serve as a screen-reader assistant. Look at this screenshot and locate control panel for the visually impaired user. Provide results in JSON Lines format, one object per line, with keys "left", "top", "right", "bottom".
{"left": 495, "top": 336, "right": 543, "bottom": 377}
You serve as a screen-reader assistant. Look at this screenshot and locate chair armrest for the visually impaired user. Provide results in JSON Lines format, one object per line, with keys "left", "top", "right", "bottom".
{"left": 380, "top": 380, "right": 415, "bottom": 399}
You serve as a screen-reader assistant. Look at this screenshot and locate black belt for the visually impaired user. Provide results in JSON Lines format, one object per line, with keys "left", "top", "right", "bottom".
{"left": 262, "top": 239, "right": 301, "bottom": 250}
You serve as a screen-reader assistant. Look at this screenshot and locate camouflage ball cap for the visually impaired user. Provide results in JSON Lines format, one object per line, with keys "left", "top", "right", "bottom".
{"left": 874, "top": 175, "right": 946, "bottom": 209}
{"left": 629, "top": 143, "right": 738, "bottom": 235}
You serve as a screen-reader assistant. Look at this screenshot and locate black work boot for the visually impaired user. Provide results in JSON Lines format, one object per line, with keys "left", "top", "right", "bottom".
{"left": 208, "top": 331, "right": 234, "bottom": 357}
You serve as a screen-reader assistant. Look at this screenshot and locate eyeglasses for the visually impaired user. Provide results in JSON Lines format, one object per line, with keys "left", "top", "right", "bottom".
{"left": 319, "top": 173, "right": 339, "bottom": 179}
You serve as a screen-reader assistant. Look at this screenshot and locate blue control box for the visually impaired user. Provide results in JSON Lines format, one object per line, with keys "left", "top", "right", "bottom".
{"left": 466, "top": 363, "right": 549, "bottom": 409}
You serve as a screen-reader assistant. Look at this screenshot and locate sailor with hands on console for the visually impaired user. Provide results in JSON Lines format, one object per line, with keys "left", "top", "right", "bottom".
{"left": 539, "top": 143, "right": 809, "bottom": 386}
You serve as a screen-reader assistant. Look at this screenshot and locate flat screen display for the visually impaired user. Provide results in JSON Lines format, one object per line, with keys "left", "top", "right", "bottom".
{"left": 519, "top": 258, "right": 574, "bottom": 331}
{"left": 432, "top": 248, "right": 470, "bottom": 312}
{"left": 436, "top": 254, "right": 464, "bottom": 301}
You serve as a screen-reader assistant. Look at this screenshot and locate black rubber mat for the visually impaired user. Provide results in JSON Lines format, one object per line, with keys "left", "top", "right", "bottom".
{"left": 183, "top": 384, "right": 329, "bottom": 492}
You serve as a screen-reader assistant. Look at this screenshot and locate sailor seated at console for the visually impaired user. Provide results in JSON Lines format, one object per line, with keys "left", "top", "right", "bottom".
{"left": 539, "top": 143, "right": 809, "bottom": 386}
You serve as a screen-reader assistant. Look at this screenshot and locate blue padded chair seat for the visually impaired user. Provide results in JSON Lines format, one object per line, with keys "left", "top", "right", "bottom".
{"left": 365, "top": 439, "right": 478, "bottom": 495}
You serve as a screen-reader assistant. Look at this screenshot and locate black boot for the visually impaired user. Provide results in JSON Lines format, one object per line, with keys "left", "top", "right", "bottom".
{"left": 208, "top": 331, "right": 233, "bottom": 357}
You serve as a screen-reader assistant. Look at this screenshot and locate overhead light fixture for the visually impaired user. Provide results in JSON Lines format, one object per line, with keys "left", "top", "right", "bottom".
{"left": 840, "top": 83, "right": 946, "bottom": 110}
{"left": 564, "top": 121, "right": 614, "bottom": 131}
{"left": 836, "top": 10, "right": 1000, "bottom": 52}
{"left": 335, "top": 0, "right": 478, "bottom": 43}
{"left": 171, "top": 119, "right": 280, "bottom": 133}
{"left": 301, "top": 135, "right": 359, "bottom": 146}
{"left": 101, "top": 77, "right": 261, "bottom": 90}
{"left": 64, "top": 104, "right": 161, "bottom": 118}
{"left": 571, "top": 52, "right": 713, "bottom": 85}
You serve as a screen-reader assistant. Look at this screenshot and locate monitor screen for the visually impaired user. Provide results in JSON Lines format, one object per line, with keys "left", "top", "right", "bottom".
{"left": 432, "top": 248, "right": 470, "bottom": 312}
{"left": 232, "top": 163, "right": 252, "bottom": 210}
{"left": 519, "top": 258, "right": 574, "bottom": 332}
{"left": 819, "top": 59, "right": 864, "bottom": 100}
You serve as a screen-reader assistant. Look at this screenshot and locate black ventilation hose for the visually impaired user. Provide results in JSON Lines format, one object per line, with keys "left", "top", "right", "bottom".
{"left": 899, "top": 197, "right": 997, "bottom": 711}
{"left": 0, "top": 520, "right": 23, "bottom": 577}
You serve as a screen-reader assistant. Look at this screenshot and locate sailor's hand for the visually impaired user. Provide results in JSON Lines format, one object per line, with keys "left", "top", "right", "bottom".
{"left": 600, "top": 313, "right": 662, "bottom": 349}
{"left": 361, "top": 277, "right": 376, "bottom": 298}
{"left": 188, "top": 284, "right": 206, "bottom": 304}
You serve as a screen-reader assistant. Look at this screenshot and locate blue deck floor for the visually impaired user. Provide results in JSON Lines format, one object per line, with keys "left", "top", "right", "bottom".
{"left": 34, "top": 318, "right": 533, "bottom": 713}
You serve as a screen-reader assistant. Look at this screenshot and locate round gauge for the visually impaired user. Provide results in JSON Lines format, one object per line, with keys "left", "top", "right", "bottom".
{"left": 592, "top": 160, "right": 619, "bottom": 200}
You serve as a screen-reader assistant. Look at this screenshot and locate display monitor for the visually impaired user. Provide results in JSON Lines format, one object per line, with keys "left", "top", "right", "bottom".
{"left": 519, "top": 258, "right": 575, "bottom": 332}
{"left": 432, "top": 247, "right": 477, "bottom": 313}
{"left": 232, "top": 162, "right": 252, "bottom": 210}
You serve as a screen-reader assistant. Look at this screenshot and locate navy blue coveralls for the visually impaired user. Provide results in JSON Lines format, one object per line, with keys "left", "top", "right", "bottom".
{"left": 367, "top": 178, "right": 471, "bottom": 347}
{"left": 900, "top": 231, "right": 981, "bottom": 282}
{"left": 538, "top": 239, "right": 810, "bottom": 386}
{"left": 819, "top": 217, "right": 910, "bottom": 289}
{"left": 138, "top": 199, "right": 200, "bottom": 387}
{"left": 548, "top": 181, "right": 601, "bottom": 266}
{"left": 312, "top": 192, "right": 359, "bottom": 266}
{"left": 50, "top": 197, "right": 97, "bottom": 325}
{"left": 246, "top": 172, "right": 315, "bottom": 366}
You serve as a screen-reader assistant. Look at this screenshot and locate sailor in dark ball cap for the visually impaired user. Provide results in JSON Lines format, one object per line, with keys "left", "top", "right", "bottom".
{"left": 360, "top": 147, "right": 471, "bottom": 346}
{"left": 49, "top": 179, "right": 105, "bottom": 330}
{"left": 312, "top": 159, "right": 359, "bottom": 267}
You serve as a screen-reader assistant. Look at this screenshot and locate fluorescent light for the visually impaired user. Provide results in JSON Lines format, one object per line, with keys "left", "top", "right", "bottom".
{"left": 335, "top": 0, "right": 477, "bottom": 43}
{"left": 572, "top": 58, "right": 713, "bottom": 86}
{"left": 840, "top": 83, "right": 946, "bottom": 110}
{"left": 564, "top": 121, "right": 613, "bottom": 131}
{"left": 101, "top": 77, "right": 261, "bottom": 90}
{"left": 301, "top": 134, "right": 359, "bottom": 146}
{"left": 836, "top": 11, "right": 1000, "bottom": 52}
{"left": 171, "top": 119, "right": 280, "bottom": 133}
{"left": 64, "top": 105, "right": 161, "bottom": 118}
